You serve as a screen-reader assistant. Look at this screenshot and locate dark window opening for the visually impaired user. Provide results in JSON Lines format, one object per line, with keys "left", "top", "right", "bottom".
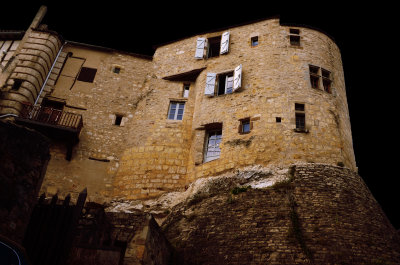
{"left": 114, "top": 114, "right": 123, "bottom": 126}
{"left": 207, "top": 36, "right": 221, "bottom": 58}
{"left": 276, "top": 117, "right": 281, "bottom": 123}
{"left": 295, "top": 103, "right": 305, "bottom": 112}
{"left": 322, "top": 69, "right": 332, "bottom": 93}
{"left": 113, "top": 67, "right": 121, "bottom": 74}
{"left": 217, "top": 72, "right": 234, "bottom": 95}
{"left": 290, "top": 35, "right": 300, "bottom": 46}
{"left": 42, "top": 98, "right": 65, "bottom": 110}
{"left": 290, "top": 29, "right": 300, "bottom": 34}
{"left": 251, "top": 36, "right": 259, "bottom": 46}
{"left": 11, "top": 79, "right": 22, "bottom": 90}
{"left": 289, "top": 28, "right": 301, "bottom": 46}
{"left": 77, "top": 67, "right": 97, "bottom": 83}
{"left": 309, "top": 65, "right": 320, "bottom": 89}
{"left": 295, "top": 113, "right": 305, "bottom": 130}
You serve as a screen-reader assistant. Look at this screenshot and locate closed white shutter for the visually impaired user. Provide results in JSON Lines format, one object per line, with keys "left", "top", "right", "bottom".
{"left": 233, "top": 64, "right": 242, "bottom": 91}
{"left": 205, "top": 73, "right": 216, "bottom": 96}
{"left": 195, "top": 38, "right": 206, "bottom": 59}
{"left": 220, "top": 32, "right": 230, "bottom": 54}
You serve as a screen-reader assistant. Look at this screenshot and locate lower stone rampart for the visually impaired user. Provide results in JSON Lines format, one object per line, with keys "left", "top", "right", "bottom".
{"left": 162, "top": 163, "right": 400, "bottom": 265}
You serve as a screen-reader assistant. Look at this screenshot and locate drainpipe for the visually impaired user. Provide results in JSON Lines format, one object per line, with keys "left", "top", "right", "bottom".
{"left": 34, "top": 41, "right": 67, "bottom": 106}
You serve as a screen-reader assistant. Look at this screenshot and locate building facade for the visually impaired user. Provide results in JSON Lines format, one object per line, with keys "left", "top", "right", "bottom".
{"left": 0, "top": 7, "right": 356, "bottom": 203}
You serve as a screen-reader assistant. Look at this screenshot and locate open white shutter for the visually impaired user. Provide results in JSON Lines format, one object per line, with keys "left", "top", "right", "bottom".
{"left": 233, "top": 64, "right": 242, "bottom": 91}
{"left": 220, "top": 32, "right": 230, "bottom": 54}
{"left": 195, "top": 38, "right": 206, "bottom": 59}
{"left": 205, "top": 73, "right": 216, "bottom": 96}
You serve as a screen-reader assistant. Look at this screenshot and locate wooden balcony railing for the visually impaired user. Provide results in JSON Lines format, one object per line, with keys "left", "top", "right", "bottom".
{"left": 19, "top": 103, "right": 83, "bottom": 133}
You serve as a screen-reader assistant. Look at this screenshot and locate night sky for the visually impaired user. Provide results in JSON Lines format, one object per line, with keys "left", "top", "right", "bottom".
{"left": 2, "top": 2, "right": 399, "bottom": 229}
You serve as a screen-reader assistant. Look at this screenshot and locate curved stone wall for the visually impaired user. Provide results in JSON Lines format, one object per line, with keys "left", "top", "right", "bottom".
{"left": 162, "top": 164, "right": 400, "bottom": 264}
{"left": 0, "top": 29, "right": 62, "bottom": 114}
{"left": 113, "top": 18, "right": 356, "bottom": 199}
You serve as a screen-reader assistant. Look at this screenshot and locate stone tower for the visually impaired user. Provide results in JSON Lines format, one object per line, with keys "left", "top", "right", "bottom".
{"left": 0, "top": 6, "right": 63, "bottom": 116}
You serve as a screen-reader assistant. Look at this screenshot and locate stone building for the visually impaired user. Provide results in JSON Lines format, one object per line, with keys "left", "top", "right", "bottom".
{"left": 1, "top": 6, "right": 399, "bottom": 265}
{"left": 2, "top": 6, "right": 354, "bottom": 203}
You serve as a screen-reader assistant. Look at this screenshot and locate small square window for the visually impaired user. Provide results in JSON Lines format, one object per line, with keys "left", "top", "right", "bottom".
{"left": 239, "top": 118, "right": 252, "bottom": 134}
{"left": 276, "top": 117, "right": 281, "bottom": 123}
{"left": 113, "top": 67, "right": 121, "bottom": 74}
{"left": 77, "top": 67, "right": 97, "bottom": 83}
{"left": 168, "top": 101, "right": 185, "bottom": 120}
{"left": 251, "top": 36, "right": 259, "bottom": 47}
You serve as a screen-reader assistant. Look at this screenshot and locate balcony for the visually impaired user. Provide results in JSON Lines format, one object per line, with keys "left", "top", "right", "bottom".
{"left": 15, "top": 103, "right": 83, "bottom": 160}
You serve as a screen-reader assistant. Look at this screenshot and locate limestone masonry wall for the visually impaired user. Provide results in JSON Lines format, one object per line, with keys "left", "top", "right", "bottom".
{"left": 1, "top": 15, "right": 356, "bottom": 202}
{"left": 162, "top": 164, "right": 400, "bottom": 264}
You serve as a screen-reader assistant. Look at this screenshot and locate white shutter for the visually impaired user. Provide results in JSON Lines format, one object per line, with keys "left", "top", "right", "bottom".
{"left": 195, "top": 38, "right": 206, "bottom": 59}
{"left": 220, "top": 32, "right": 230, "bottom": 54}
{"left": 233, "top": 64, "right": 242, "bottom": 91}
{"left": 205, "top": 73, "right": 216, "bottom": 96}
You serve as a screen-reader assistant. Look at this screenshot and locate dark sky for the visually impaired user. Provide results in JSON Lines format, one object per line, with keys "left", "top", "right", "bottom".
{"left": 2, "top": 2, "right": 399, "bottom": 229}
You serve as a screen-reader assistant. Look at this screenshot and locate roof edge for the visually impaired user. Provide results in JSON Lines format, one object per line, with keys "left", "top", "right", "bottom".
{"left": 65, "top": 40, "right": 153, "bottom": 60}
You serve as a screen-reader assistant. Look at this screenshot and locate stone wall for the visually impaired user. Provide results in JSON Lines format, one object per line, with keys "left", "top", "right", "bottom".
{"left": 40, "top": 43, "right": 153, "bottom": 202}
{"left": 0, "top": 121, "right": 50, "bottom": 244}
{"left": 113, "top": 17, "right": 356, "bottom": 200}
{"left": 0, "top": 28, "right": 63, "bottom": 114}
{"left": 162, "top": 164, "right": 400, "bottom": 264}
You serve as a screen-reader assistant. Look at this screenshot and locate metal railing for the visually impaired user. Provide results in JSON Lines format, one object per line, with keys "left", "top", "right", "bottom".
{"left": 19, "top": 103, "right": 83, "bottom": 132}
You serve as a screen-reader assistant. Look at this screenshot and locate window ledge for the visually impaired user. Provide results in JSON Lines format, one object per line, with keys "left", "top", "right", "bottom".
{"left": 289, "top": 45, "right": 303, "bottom": 49}
{"left": 294, "top": 128, "right": 309, "bottom": 133}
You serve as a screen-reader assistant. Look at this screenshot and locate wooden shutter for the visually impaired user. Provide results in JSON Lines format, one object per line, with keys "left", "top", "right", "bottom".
{"left": 233, "top": 64, "right": 242, "bottom": 91}
{"left": 195, "top": 38, "right": 206, "bottom": 59}
{"left": 220, "top": 32, "right": 230, "bottom": 54}
{"left": 205, "top": 73, "right": 216, "bottom": 96}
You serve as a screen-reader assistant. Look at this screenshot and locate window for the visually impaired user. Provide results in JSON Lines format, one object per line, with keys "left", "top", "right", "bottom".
{"left": 112, "top": 66, "right": 121, "bottom": 74}
{"left": 207, "top": 36, "right": 221, "bottom": 58}
{"left": 309, "top": 65, "right": 320, "bottom": 89}
{"left": 204, "top": 129, "right": 222, "bottom": 163}
{"left": 183, "top": 84, "right": 190, "bottom": 98}
{"left": 218, "top": 72, "right": 234, "bottom": 95}
{"left": 205, "top": 65, "right": 242, "bottom": 96}
{"left": 322, "top": 69, "right": 332, "bottom": 93}
{"left": 114, "top": 114, "right": 123, "bottom": 126}
{"left": 77, "top": 67, "right": 97, "bottom": 83}
{"left": 238, "top": 118, "right": 252, "bottom": 134}
{"left": 295, "top": 103, "right": 306, "bottom": 132}
{"left": 289, "top": 28, "right": 301, "bottom": 46}
{"left": 276, "top": 117, "right": 282, "bottom": 123}
{"left": 11, "top": 79, "right": 22, "bottom": 90}
{"left": 251, "top": 36, "right": 259, "bottom": 47}
{"left": 168, "top": 101, "right": 185, "bottom": 120}
{"left": 309, "top": 65, "right": 332, "bottom": 93}
{"left": 195, "top": 32, "right": 230, "bottom": 59}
